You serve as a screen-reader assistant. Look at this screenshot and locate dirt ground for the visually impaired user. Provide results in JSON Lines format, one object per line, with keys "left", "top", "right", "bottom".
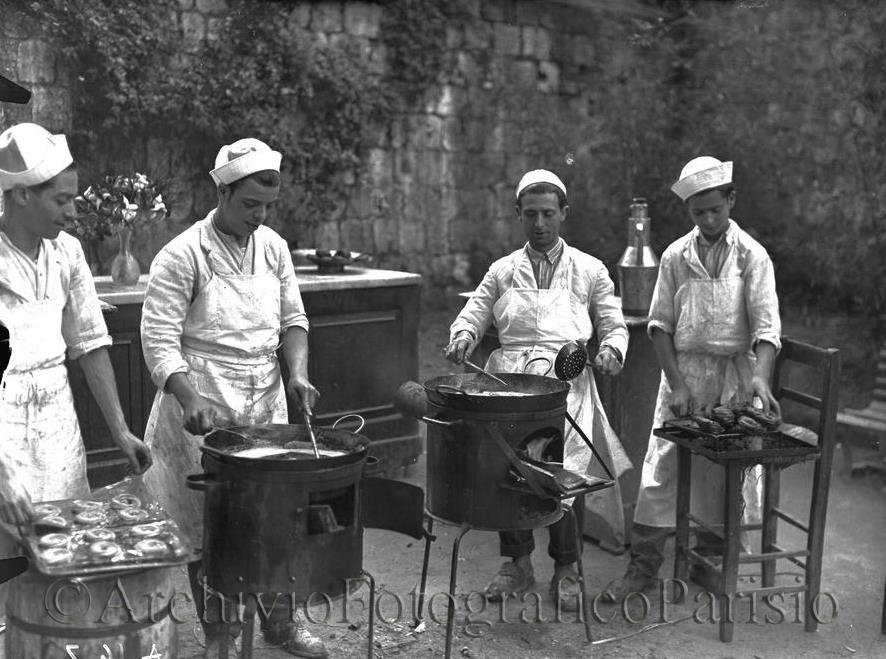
{"left": 6, "top": 302, "right": 884, "bottom": 659}
{"left": 171, "top": 303, "right": 885, "bottom": 659}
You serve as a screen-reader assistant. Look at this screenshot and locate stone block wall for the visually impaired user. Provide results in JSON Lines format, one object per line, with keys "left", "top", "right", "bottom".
{"left": 0, "top": 14, "right": 72, "bottom": 132}
{"left": 0, "top": 0, "right": 619, "bottom": 305}
{"left": 3, "top": 0, "right": 885, "bottom": 313}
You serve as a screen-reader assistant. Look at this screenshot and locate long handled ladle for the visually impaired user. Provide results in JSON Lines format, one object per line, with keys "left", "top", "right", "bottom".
{"left": 554, "top": 340, "right": 593, "bottom": 380}
{"left": 302, "top": 409, "right": 322, "bottom": 458}
{"left": 527, "top": 354, "right": 616, "bottom": 481}
{"left": 463, "top": 359, "right": 509, "bottom": 387}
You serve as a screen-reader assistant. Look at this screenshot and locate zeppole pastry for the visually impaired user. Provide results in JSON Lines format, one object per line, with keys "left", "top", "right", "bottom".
{"left": 38, "top": 533, "right": 69, "bottom": 549}
{"left": 88, "top": 540, "right": 122, "bottom": 559}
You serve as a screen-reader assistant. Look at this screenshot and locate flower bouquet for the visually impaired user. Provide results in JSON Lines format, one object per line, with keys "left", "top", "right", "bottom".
{"left": 72, "top": 173, "right": 169, "bottom": 283}
{"left": 74, "top": 172, "right": 168, "bottom": 232}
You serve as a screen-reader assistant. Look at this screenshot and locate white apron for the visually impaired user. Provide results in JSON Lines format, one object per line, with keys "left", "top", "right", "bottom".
{"left": 633, "top": 267, "right": 763, "bottom": 528}
{"left": 0, "top": 296, "right": 89, "bottom": 557}
{"left": 485, "top": 251, "right": 632, "bottom": 545}
{"left": 142, "top": 247, "right": 288, "bottom": 546}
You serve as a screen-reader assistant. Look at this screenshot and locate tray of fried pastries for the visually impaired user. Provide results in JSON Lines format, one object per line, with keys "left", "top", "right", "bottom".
{"left": 655, "top": 403, "right": 820, "bottom": 464}
{"left": 18, "top": 476, "right": 197, "bottom": 576}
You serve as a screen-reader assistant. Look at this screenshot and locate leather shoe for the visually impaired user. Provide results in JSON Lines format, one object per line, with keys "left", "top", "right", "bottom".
{"left": 484, "top": 561, "right": 535, "bottom": 601}
{"left": 600, "top": 569, "right": 656, "bottom": 604}
{"left": 264, "top": 622, "right": 328, "bottom": 659}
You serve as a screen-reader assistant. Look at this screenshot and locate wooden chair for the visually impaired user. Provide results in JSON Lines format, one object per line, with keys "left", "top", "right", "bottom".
{"left": 671, "top": 336, "right": 841, "bottom": 642}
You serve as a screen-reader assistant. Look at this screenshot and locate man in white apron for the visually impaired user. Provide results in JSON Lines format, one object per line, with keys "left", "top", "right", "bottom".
{"left": 604, "top": 156, "right": 782, "bottom": 602}
{"left": 445, "top": 169, "right": 631, "bottom": 611}
{"left": 140, "top": 139, "right": 324, "bottom": 658}
{"left": 0, "top": 122, "right": 152, "bottom": 604}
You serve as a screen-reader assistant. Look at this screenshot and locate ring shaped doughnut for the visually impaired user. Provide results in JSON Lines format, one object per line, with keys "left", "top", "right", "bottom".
{"left": 71, "top": 499, "right": 104, "bottom": 513}
{"left": 84, "top": 528, "right": 116, "bottom": 542}
{"left": 89, "top": 540, "right": 121, "bottom": 559}
{"left": 42, "top": 547, "right": 73, "bottom": 564}
{"left": 117, "top": 507, "right": 149, "bottom": 523}
{"left": 39, "top": 533, "right": 69, "bottom": 548}
{"left": 110, "top": 494, "right": 142, "bottom": 510}
{"left": 38, "top": 515, "right": 69, "bottom": 529}
{"left": 74, "top": 510, "right": 106, "bottom": 525}
{"left": 134, "top": 538, "right": 167, "bottom": 556}
{"left": 34, "top": 503, "right": 62, "bottom": 517}
{"left": 131, "top": 523, "right": 163, "bottom": 537}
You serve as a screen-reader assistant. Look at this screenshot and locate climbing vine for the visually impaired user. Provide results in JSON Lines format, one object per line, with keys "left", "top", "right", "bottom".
{"left": 10, "top": 0, "right": 453, "bottom": 226}
{"left": 380, "top": 0, "right": 450, "bottom": 104}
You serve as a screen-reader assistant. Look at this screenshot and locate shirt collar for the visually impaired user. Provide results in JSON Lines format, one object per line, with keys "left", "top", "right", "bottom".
{"left": 526, "top": 237, "right": 564, "bottom": 263}
{"left": 693, "top": 219, "right": 736, "bottom": 247}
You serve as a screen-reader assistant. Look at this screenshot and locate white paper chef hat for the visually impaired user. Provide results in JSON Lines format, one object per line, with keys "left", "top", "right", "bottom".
{"left": 209, "top": 138, "right": 282, "bottom": 186}
{"left": 0, "top": 123, "right": 73, "bottom": 191}
{"left": 515, "top": 169, "right": 567, "bottom": 199}
{"left": 670, "top": 156, "right": 733, "bottom": 201}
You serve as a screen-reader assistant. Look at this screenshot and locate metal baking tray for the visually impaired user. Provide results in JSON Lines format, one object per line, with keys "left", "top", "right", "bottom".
{"left": 16, "top": 478, "right": 197, "bottom": 577}
{"left": 656, "top": 419, "right": 820, "bottom": 464}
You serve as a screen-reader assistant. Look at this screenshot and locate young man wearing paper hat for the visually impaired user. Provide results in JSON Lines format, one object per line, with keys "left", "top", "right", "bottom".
{"left": 140, "top": 138, "right": 325, "bottom": 657}
{"left": 0, "top": 123, "right": 152, "bottom": 583}
{"left": 444, "top": 169, "right": 631, "bottom": 610}
{"left": 604, "top": 156, "right": 782, "bottom": 601}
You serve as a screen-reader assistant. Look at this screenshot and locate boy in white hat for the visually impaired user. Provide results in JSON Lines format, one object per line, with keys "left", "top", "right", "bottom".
{"left": 604, "top": 156, "right": 781, "bottom": 601}
{"left": 444, "top": 169, "right": 631, "bottom": 610}
{"left": 0, "top": 122, "right": 151, "bottom": 585}
{"left": 140, "top": 138, "right": 324, "bottom": 657}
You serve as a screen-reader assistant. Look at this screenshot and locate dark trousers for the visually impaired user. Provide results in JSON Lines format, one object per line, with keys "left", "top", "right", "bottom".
{"left": 628, "top": 524, "right": 725, "bottom": 578}
{"left": 190, "top": 560, "right": 293, "bottom": 640}
{"left": 499, "top": 497, "right": 585, "bottom": 565}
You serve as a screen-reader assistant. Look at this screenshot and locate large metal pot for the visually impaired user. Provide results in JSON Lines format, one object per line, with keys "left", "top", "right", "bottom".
{"left": 188, "top": 423, "right": 373, "bottom": 602}
{"left": 398, "top": 374, "right": 571, "bottom": 531}
{"left": 201, "top": 422, "right": 370, "bottom": 469}
{"left": 423, "top": 372, "right": 570, "bottom": 413}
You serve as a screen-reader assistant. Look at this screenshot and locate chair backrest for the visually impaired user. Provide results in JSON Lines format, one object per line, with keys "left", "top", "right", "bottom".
{"left": 772, "top": 336, "right": 841, "bottom": 460}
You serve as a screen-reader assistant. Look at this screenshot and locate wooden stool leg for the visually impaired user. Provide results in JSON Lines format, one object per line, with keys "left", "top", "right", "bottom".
{"left": 719, "top": 463, "right": 743, "bottom": 643}
{"left": 761, "top": 464, "right": 780, "bottom": 587}
{"left": 881, "top": 572, "right": 886, "bottom": 636}
{"left": 674, "top": 446, "right": 692, "bottom": 582}
{"left": 805, "top": 454, "right": 831, "bottom": 632}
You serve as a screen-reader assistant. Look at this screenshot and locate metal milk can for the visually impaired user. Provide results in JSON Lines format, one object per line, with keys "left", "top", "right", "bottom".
{"left": 617, "top": 197, "right": 659, "bottom": 317}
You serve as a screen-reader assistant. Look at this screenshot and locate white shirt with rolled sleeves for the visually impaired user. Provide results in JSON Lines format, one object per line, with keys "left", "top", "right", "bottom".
{"left": 140, "top": 214, "right": 309, "bottom": 544}
{"left": 634, "top": 219, "right": 781, "bottom": 528}
{"left": 449, "top": 240, "right": 631, "bottom": 544}
{"left": 141, "top": 215, "right": 309, "bottom": 390}
{"left": 450, "top": 240, "right": 629, "bottom": 358}
{"left": 0, "top": 231, "right": 108, "bottom": 525}
{"left": 646, "top": 219, "right": 781, "bottom": 355}
{"left": 0, "top": 230, "right": 111, "bottom": 365}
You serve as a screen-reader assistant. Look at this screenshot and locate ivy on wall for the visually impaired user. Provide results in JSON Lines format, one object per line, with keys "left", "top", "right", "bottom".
{"left": 10, "top": 0, "right": 451, "bottom": 228}
{"left": 14, "top": 0, "right": 180, "bottom": 140}
{"left": 380, "top": 0, "right": 449, "bottom": 104}
{"left": 174, "top": 0, "right": 389, "bottom": 227}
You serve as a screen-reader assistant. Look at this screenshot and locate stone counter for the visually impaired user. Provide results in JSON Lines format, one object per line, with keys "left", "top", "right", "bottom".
{"left": 94, "top": 266, "right": 423, "bottom": 305}
{"left": 84, "top": 266, "right": 423, "bottom": 485}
